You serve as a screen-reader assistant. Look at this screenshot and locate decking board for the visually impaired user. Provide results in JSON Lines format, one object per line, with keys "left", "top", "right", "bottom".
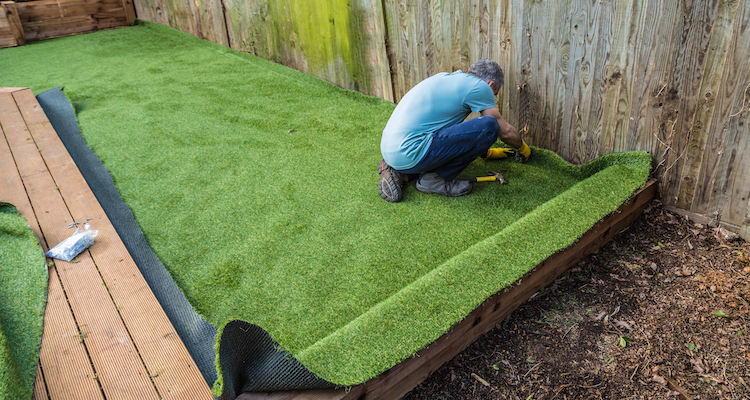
{"left": 0, "top": 88, "right": 213, "bottom": 400}
{"left": 1, "top": 92, "right": 104, "bottom": 400}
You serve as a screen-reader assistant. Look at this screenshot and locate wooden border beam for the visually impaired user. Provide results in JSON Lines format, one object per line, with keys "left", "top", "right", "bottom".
{"left": 121, "top": 0, "right": 136, "bottom": 24}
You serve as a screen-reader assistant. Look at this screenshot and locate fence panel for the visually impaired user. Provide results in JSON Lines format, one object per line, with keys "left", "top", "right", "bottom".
{"left": 114, "top": 0, "right": 750, "bottom": 236}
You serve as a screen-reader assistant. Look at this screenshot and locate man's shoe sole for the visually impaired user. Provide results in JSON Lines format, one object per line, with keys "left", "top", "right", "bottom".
{"left": 378, "top": 159, "right": 406, "bottom": 203}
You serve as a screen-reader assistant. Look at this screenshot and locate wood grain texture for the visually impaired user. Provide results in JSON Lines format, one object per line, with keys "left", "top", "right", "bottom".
{"left": 677, "top": 0, "right": 740, "bottom": 211}
{"left": 0, "top": 5, "right": 10, "bottom": 48}
{"left": 698, "top": 0, "right": 750, "bottom": 221}
{"left": 1, "top": 90, "right": 106, "bottom": 400}
{"left": 625, "top": 0, "right": 680, "bottom": 157}
{"left": 195, "top": 0, "right": 228, "bottom": 46}
{"left": 598, "top": 0, "right": 640, "bottom": 156}
{"left": 9, "top": 90, "right": 161, "bottom": 400}
{"left": 14, "top": 0, "right": 130, "bottom": 41}
{"left": 0, "top": 1, "right": 25, "bottom": 47}
{"left": 218, "top": 0, "right": 392, "bottom": 100}
{"left": 659, "top": 0, "right": 720, "bottom": 206}
{"left": 522, "top": 0, "right": 558, "bottom": 151}
{"left": 32, "top": 365, "right": 48, "bottom": 400}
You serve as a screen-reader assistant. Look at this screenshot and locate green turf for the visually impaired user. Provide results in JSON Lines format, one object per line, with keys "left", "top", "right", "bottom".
{"left": 0, "top": 21, "right": 650, "bottom": 391}
{"left": 0, "top": 203, "right": 47, "bottom": 400}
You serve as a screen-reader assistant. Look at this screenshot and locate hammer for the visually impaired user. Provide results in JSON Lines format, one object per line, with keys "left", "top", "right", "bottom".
{"left": 468, "top": 171, "right": 507, "bottom": 184}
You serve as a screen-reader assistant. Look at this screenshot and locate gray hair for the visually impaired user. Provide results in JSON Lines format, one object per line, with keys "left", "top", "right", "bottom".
{"left": 467, "top": 59, "right": 504, "bottom": 91}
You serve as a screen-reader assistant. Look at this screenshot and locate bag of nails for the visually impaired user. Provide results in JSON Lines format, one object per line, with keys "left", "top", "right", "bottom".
{"left": 45, "top": 222, "right": 99, "bottom": 262}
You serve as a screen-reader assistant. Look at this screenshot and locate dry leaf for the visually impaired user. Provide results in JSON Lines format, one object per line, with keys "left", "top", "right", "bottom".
{"left": 690, "top": 359, "right": 705, "bottom": 374}
{"left": 652, "top": 374, "right": 667, "bottom": 386}
{"left": 614, "top": 319, "right": 634, "bottom": 331}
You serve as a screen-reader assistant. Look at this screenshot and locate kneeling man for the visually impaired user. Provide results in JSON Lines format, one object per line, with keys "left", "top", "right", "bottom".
{"left": 378, "top": 59, "right": 531, "bottom": 202}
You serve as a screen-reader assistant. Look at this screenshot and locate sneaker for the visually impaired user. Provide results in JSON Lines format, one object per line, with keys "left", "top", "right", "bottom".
{"left": 378, "top": 159, "right": 408, "bottom": 202}
{"left": 416, "top": 172, "right": 472, "bottom": 197}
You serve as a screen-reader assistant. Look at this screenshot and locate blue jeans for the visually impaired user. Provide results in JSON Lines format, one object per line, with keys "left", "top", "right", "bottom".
{"left": 398, "top": 116, "right": 499, "bottom": 180}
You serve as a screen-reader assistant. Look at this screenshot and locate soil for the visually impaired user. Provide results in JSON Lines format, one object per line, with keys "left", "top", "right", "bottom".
{"left": 404, "top": 201, "right": 750, "bottom": 400}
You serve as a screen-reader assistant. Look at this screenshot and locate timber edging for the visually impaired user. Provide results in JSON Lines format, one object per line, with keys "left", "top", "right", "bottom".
{"left": 0, "top": 0, "right": 135, "bottom": 48}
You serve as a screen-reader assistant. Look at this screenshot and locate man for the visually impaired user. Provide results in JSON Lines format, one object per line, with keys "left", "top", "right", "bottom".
{"left": 378, "top": 59, "right": 531, "bottom": 203}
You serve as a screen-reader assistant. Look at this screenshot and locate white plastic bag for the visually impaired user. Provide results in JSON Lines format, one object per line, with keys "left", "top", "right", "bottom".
{"left": 45, "top": 223, "right": 98, "bottom": 262}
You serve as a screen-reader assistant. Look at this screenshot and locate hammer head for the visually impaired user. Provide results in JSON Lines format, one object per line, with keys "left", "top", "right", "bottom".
{"left": 487, "top": 171, "right": 507, "bottom": 184}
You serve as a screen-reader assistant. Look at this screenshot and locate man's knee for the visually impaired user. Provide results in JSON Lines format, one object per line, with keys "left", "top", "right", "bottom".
{"left": 474, "top": 116, "right": 500, "bottom": 143}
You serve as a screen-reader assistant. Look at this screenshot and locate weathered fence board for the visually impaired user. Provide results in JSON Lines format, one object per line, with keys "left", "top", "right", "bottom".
{"left": 701, "top": 0, "right": 750, "bottom": 223}
{"left": 624, "top": 0, "right": 679, "bottom": 158}
{"left": 677, "top": 0, "right": 740, "bottom": 212}
{"left": 660, "top": 0, "right": 718, "bottom": 207}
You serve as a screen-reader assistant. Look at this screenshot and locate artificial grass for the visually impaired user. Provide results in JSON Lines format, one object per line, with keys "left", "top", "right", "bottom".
{"left": 0, "top": 21, "right": 651, "bottom": 393}
{"left": 0, "top": 203, "right": 47, "bottom": 400}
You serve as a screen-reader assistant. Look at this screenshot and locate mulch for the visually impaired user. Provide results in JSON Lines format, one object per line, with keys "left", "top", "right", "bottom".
{"left": 404, "top": 201, "right": 749, "bottom": 400}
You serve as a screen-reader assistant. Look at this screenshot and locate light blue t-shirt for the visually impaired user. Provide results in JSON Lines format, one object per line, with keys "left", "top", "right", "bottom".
{"left": 380, "top": 71, "right": 497, "bottom": 170}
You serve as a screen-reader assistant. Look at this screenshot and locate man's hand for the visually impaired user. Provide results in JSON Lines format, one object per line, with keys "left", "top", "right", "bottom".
{"left": 515, "top": 140, "right": 531, "bottom": 163}
{"left": 479, "top": 107, "right": 530, "bottom": 162}
{"left": 484, "top": 147, "right": 515, "bottom": 159}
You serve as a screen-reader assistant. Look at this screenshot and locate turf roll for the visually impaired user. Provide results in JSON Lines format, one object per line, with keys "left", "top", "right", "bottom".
{"left": 0, "top": 203, "right": 47, "bottom": 400}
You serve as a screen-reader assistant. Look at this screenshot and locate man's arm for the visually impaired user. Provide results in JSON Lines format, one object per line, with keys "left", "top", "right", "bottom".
{"left": 480, "top": 106, "right": 531, "bottom": 162}
{"left": 480, "top": 107, "right": 522, "bottom": 148}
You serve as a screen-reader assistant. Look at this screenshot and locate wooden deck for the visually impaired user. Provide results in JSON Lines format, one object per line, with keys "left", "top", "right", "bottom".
{"left": 0, "top": 88, "right": 213, "bottom": 400}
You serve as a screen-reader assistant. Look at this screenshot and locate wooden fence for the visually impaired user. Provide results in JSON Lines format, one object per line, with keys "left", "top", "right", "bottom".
{"left": 132, "top": 0, "right": 750, "bottom": 238}
{"left": 5, "top": 0, "right": 749, "bottom": 238}
{"left": 382, "top": 0, "right": 750, "bottom": 237}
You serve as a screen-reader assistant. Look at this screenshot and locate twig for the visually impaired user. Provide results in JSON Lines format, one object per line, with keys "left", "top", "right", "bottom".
{"left": 562, "top": 323, "right": 578, "bottom": 339}
{"left": 629, "top": 364, "right": 640, "bottom": 381}
{"left": 656, "top": 83, "right": 668, "bottom": 98}
{"left": 662, "top": 374, "right": 692, "bottom": 399}
{"left": 523, "top": 362, "right": 543, "bottom": 378}
{"left": 729, "top": 82, "right": 750, "bottom": 118}
{"left": 662, "top": 144, "right": 687, "bottom": 175}
{"left": 471, "top": 372, "right": 490, "bottom": 387}
{"left": 653, "top": 117, "right": 682, "bottom": 173}
{"left": 551, "top": 383, "right": 574, "bottom": 399}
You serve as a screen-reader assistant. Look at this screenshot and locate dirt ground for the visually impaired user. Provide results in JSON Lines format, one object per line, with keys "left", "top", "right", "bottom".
{"left": 404, "top": 201, "right": 750, "bottom": 400}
